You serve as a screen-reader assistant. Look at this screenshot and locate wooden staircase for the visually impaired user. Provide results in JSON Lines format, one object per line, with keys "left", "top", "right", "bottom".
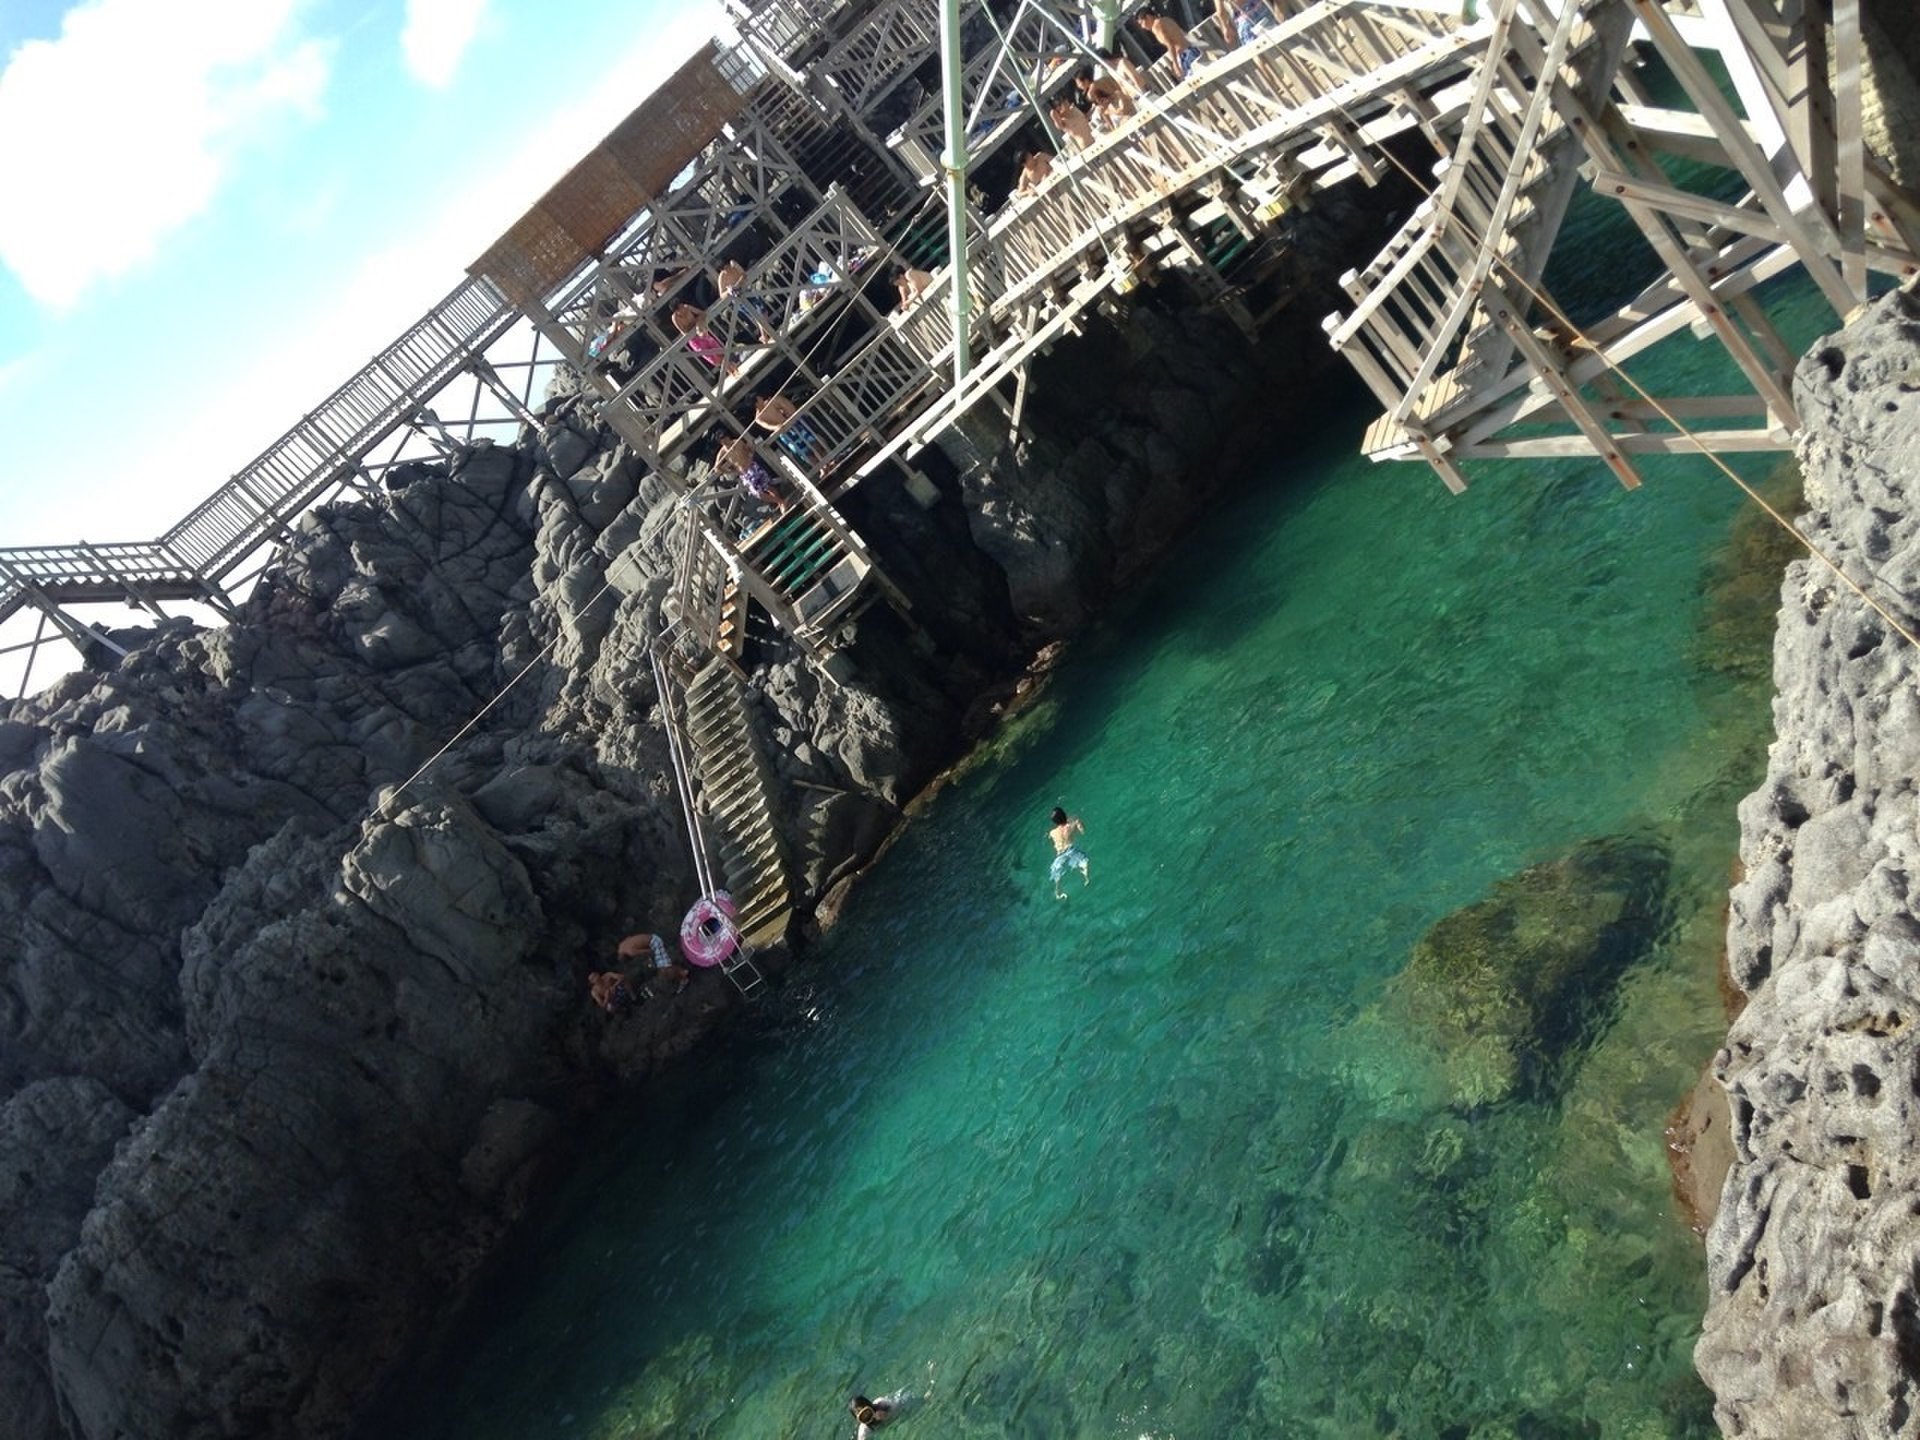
{"left": 737, "top": 495, "right": 873, "bottom": 640}
{"left": 755, "top": 70, "right": 917, "bottom": 225}
{"left": 1324, "top": 0, "right": 1637, "bottom": 491}
{"left": 681, "top": 655, "right": 793, "bottom": 962}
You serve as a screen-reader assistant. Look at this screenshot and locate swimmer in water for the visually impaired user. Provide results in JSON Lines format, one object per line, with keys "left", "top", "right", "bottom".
{"left": 849, "top": 1389, "right": 914, "bottom": 1438}
{"left": 1048, "top": 806, "right": 1090, "bottom": 899}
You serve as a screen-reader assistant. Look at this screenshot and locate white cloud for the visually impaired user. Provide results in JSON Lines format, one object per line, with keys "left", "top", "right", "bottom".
{"left": 400, "top": 0, "right": 488, "bottom": 90}
{"left": 0, "top": 353, "right": 36, "bottom": 395}
{"left": 0, "top": 0, "right": 330, "bottom": 309}
{"left": 0, "top": 2, "right": 724, "bottom": 550}
{"left": 301, "top": 3, "right": 725, "bottom": 382}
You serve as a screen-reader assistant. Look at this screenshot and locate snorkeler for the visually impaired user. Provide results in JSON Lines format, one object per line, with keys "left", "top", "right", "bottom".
{"left": 1048, "top": 806, "right": 1090, "bottom": 899}
{"left": 849, "top": 1389, "right": 912, "bottom": 1438}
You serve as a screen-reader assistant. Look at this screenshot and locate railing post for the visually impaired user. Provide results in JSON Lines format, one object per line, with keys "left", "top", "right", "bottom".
{"left": 939, "top": 0, "right": 972, "bottom": 388}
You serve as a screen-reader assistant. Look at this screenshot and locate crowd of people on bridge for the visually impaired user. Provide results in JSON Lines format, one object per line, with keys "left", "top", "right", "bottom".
{"left": 999, "top": 0, "right": 1278, "bottom": 209}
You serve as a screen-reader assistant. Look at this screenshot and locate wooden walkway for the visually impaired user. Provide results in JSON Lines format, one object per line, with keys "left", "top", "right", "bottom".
{"left": 0, "top": 274, "right": 518, "bottom": 673}
{"left": 1324, "top": 0, "right": 1920, "bottom": 490}
{"left": 3, "top": 0, "right": 1910, "bottom": 665}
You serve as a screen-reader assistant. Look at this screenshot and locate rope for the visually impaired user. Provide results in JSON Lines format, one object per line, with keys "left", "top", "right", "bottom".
{"left": 1307, "top": 0, "right": 1920, "bottom": 650}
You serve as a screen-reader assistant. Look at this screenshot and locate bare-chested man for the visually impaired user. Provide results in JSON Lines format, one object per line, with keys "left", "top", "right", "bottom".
{"left": 717, "top": 258, "right": 776, "bottom": 342}
{"left": 1215, "top": 0, "right": 1276, "bottom": 48}
{"left": 1100, "top": 47, "right": 1150, "bottom": 96}
{"left": 1134, "top": 9, "right": 1202, "bottom": 78}
{"left": 1050, "top": 97, "right": 1097, "bottom": 151}
{"left": 894, "top": 266, "right": 936, "bottom": 312}
{"left": 1075, "top": 69, "right": 1135, "bottom": 124}
{"left": 1014, "top": 148, "right": 1055, "bottom": 198}
{"left": 1047, "top": 806, "right": 1090, "bottom": 899}
{"left": 754, "top": 392, "right": 830, "bottom": 473}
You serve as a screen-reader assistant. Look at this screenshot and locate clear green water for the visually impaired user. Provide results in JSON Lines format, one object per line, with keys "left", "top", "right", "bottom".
{"left": 373, "top": 252, "right": 1843, "bottom": 1437}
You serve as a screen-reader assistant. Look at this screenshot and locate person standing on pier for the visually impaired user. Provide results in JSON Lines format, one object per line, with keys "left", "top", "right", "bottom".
{"left": 1216, "top": 0, "right": 1276, "bottom": 47}
{"left": 1014, "top": 148, "right": 1055, "bottom": 198}
{"left": 1134, "top": 9, "right": 1202, "bottom": 79}
{"left": 754, "top": 391, "right": 831, "bottom": 475}
{"left": 1099, "top": 47, "right": 1150, "bottom": 96}
{"left": 894, "top": 266, "right": 936, "bottom": 312}
{"left": 1050, "top": 97, "right": 1097, "bottom": 151}
{"left": 1075, "top": 69, "right": 1135, "bottom": 125}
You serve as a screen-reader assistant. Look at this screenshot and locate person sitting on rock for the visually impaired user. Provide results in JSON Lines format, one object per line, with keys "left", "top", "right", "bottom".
{"left": 588, "top": 969, "right": 637, "bottom": 1015}
{"left": 617, "top": 930, "right": 690, "bottom": 995}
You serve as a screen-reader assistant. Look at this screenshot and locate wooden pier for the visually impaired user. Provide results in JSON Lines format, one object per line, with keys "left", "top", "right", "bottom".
{"left": 2, "top": 0, "right": 1911, "bottom": 932}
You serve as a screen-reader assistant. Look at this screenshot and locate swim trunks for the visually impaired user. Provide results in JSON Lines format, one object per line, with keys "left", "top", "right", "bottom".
{"left": 649, "top": 934, "right": 675, "bottom": 970}
{"left": 740, "top": 458, "right": 779, "bottom": 500}
{"left": 774, "top": 417, "right": 820, "bottom": 463}
{"left": 1050, "top": 846, "right": 1089, "bottom": 883}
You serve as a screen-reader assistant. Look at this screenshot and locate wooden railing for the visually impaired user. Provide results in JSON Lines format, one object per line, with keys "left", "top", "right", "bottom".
{"left": 896, "top": 0, "right": 1479, "bottom": 370}
{"left": 0, "top": 274, "right": 517, "bottom": 628}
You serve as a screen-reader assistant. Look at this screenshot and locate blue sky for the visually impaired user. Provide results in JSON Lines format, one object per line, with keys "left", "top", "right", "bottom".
{"left": 0, "top": 0, "right": 718, "bottom": 547}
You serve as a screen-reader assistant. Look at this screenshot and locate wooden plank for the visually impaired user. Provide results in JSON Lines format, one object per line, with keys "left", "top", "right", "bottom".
{"left": 1456, "top": 426, "right": 1791, "bottom": 457}
{"left": 1489, "top": 280, "right": 1643, "bottom": 488}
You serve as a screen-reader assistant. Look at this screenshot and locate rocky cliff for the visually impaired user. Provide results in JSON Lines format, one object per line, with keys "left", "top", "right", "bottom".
{"left": 0, "top": 176, "right": 1404, "bottom": 1440}
{"left": 1696, "top": 282, "right": 1920, "bottom": 1437}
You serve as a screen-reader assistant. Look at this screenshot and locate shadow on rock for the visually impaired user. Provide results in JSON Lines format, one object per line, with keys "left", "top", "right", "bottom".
{"left": 1385, "top": 834, "right": 1672, "bottom": 1107}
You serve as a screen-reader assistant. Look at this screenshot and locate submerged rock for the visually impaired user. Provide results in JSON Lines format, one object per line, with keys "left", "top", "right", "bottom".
{"left": 1388, "top": 835, "right": 1671, "bottom": 1106}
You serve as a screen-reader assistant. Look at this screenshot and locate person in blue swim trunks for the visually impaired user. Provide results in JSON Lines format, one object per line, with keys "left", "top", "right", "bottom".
{"left": 1048, "top": 806, "right": 1091, "bottom": 899}
{"left": 1134, "top": 9, "right": 1202, "bottom": 79}
{"left": 1217, "top": 0, "right": 1275, "bottom": 46}
{"left": 754, "top": 392, "right": 807, "bottom": 453}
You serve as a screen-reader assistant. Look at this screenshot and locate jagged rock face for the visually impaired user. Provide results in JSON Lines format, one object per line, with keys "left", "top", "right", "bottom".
{"left": 0, "top": 186, "right": 1411, "bottom": 1437}
{"left": 0, "top": 434, "right": 774, "bottom": 1440}
{"left": 1698, "top": 286, "right": 1920, "bottom": 1437}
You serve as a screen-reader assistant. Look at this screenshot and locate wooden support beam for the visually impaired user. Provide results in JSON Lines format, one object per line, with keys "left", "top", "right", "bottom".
{"left": 1488, "top": 283, "right": 1644, "bottom": 489}
{"left": 1455, "top": 427, "right": 1791, "bottom": 457}
{"left": 1830, "top": 0, "right": 1867, "bottom": 301}
{"left": 1628, "top": 0, "right": 1856, "bottom": 315}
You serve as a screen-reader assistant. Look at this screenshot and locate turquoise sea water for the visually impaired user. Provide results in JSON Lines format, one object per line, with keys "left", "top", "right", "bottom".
{"left": 372, "top": 240, "right": 1846, "bottom": 1435}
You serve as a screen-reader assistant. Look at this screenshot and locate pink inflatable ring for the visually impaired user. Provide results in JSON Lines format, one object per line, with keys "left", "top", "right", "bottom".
{"left": 680, "top": 891, "right": 740, "bottom": 968}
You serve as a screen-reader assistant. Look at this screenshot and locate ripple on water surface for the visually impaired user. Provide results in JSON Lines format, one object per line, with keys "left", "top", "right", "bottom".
{"left": 369, "top": 275, "right": 1838, "bottom": 1440}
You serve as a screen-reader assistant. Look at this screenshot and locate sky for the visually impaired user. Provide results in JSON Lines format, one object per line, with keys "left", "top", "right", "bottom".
{"left": 0, "top": 0, "right": 721, "bottom": 553}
